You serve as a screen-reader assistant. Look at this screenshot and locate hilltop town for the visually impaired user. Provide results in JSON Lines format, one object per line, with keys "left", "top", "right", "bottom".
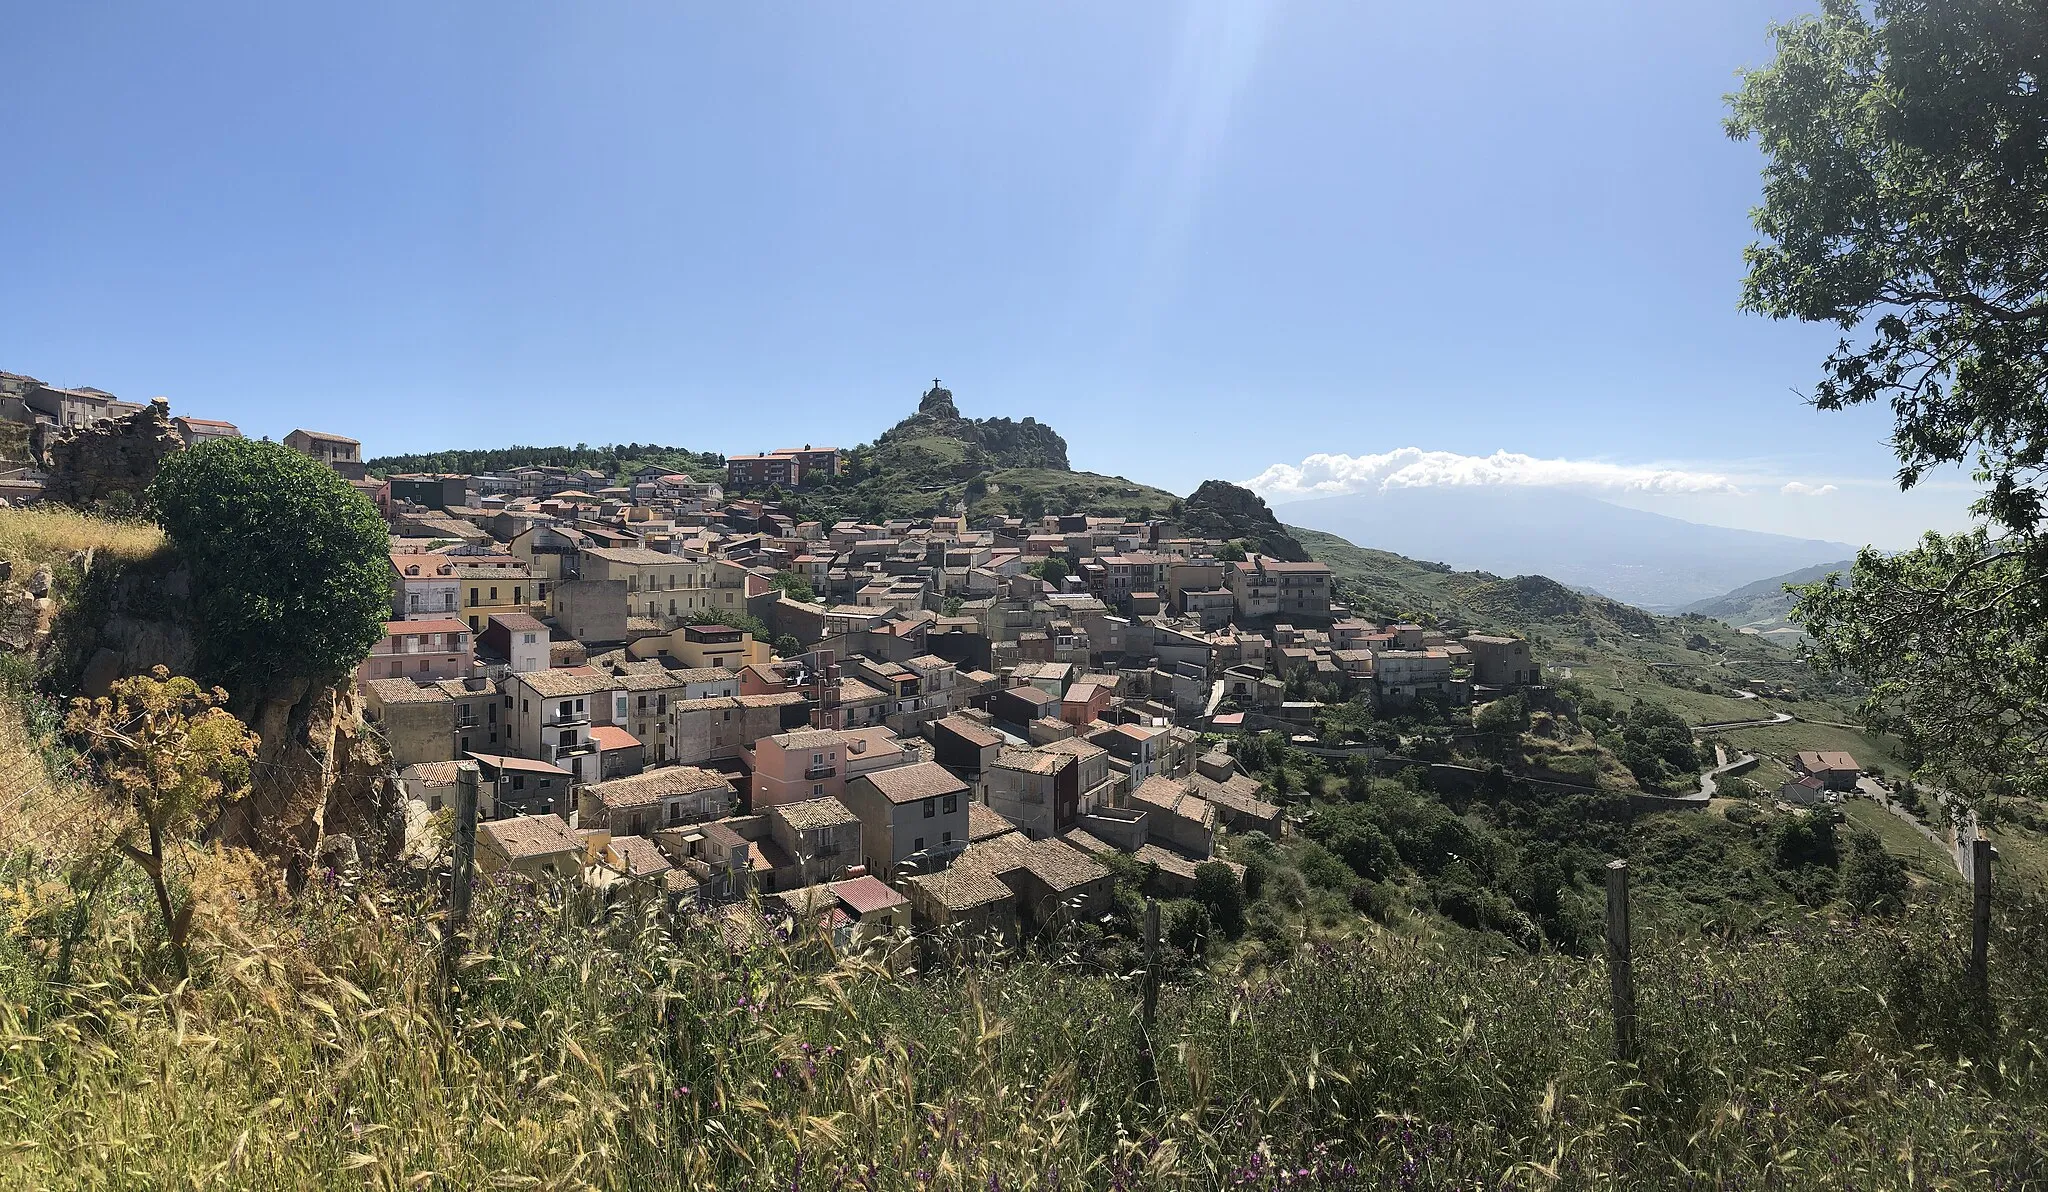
{"left": 3, "top": 372, "right": 1564, "bottom": 946}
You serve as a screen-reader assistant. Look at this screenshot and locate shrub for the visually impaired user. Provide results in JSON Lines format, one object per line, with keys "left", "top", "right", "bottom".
{"left": 1348, "top": 879, "right": 1394, "bottom": 921}
{"left": 1191, "top": 862, "right": 1246, "bottom": 938}
{"left": 148, "top": 440, "right": 389, "bottom": 696}
{"left": 1840, "top": 830, "right": 1908, "bottom": 915}
{"left": 1293, "top": 842, "right": 1356, "bottom": 892}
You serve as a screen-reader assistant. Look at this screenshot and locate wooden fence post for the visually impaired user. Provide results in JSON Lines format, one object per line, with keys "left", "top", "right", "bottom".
{"left": 1605, "top": 859, "right": 1636, "bottom": 1065}
{"left": 442, "top": 761, "right": 480, "bottom": 1007}
{"left": 1970, "top": 836, "right": 1992, "bottom": 1015}
{"left": 1139, "top": 897, "right": 1160, "bottom": 1100}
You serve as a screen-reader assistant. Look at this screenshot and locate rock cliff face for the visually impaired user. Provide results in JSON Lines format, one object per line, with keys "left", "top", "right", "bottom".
{"left": 211, "top": 681, "right": 394, "bottom": 879}
{"left": 34, "top": 398, "right": 188, "bottom": 507}
{"left": 37, "top": 543, "right": 395, "bottom": 877}
{"left": 877, "top": 380, "right": 1071, "bottom": 472}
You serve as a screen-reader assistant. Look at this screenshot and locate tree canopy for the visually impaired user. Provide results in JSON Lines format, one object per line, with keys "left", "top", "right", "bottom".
{"left": 1730, "top": 0, "right": 2048, "bottom": 801}
{"left": 1728, "top": 0, "right": 2048, "bottom": 534}
{"left": 149, "top": 439, "right": 392, "bottom": 697}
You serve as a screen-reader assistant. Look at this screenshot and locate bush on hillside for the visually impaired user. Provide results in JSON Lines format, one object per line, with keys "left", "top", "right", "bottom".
{"left": 148, "top": 439, "right": 390, "bottom": 697}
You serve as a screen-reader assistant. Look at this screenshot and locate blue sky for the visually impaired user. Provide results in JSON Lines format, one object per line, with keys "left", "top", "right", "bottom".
{"left": 1, "top": 1, "right": 1976, "bottom": 548}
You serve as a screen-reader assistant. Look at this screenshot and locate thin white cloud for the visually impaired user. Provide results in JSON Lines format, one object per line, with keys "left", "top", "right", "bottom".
{"left": 1243, "top": 448, "right": 1744, "bottom": 501}
{"left": 1781, "top": 481, "right": 1838, "bottom": 497}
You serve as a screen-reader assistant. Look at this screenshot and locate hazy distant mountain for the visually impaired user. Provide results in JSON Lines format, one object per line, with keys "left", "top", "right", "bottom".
{"left": 1676, "top": 558, "right": 1855, "bottom": 639}
{"left": 1274, "top": 486, "right": 1857, "bottom": 611}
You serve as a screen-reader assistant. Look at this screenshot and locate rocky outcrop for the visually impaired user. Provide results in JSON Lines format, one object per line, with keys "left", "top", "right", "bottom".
{"left": 33, "top": 397, "right": 187, "bottom": 507}
{"left": 38, "top": 543, "right": 396, "bottom": 879}
{"left": 211, "top": 681, "right": 396, "bottom": 881}
{"left": 877, "top": 380, "right": 1071, "bottom": 472}
{"left": 1176, "top": 480, "right": 1310, "bottom": 562}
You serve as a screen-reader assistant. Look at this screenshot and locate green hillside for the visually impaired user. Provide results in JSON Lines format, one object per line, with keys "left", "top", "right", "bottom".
{"left": 1677, "top": 558, "right": 1854, "bottom": 642}
{"left": 1293, "top": 522, "right": 1888, "bottom": 733}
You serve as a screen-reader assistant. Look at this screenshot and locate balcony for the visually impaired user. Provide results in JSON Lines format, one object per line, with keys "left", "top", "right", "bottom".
{"left": 546, "top": 715, "right": 590, "bottom": 729}
{"left": 804, "top": 764, "right": 836, "bottom": 780}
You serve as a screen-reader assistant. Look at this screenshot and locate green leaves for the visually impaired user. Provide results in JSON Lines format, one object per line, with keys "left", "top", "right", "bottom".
{"left": 148, "top": 439, "right": 391, "bottom": 698}
{"left": 1729, "top": 0, "right": 2048, "bottom": 535}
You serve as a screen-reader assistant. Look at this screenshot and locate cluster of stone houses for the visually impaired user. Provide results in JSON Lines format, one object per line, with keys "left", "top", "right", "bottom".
{"left": 337, "top": 447, "right": 1541, "bottom": 950}
{"left": 7, "top": 387, "right": 1542, "bottom": 950}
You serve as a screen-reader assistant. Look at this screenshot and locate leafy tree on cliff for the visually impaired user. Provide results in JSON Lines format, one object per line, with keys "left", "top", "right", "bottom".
{"left": 149, "top": 439, "right": 391, "bottom": 697}
{"left": 1729, "top": 0, "right": 2048, "bottom": 802}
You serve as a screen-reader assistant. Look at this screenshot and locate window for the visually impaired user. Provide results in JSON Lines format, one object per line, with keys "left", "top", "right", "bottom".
{"left": 942, "top": 794, "right": 958, "bottom": 814}
{"left": 559, "top": 729, "right": 576, "bottom": 747}
{"left": 812, "top": 753, "right": 823, "bottom": 765}
{"left": 470, "top": 588, "right": 479, "bottom": 605}
{"left": 615, "top": 694, "right": 627, "bottom": 719}
{"left": 638, "top": 695, "right": 648, "bottom": 712}
{"left": 813, "top": 784, "right": 823, "bottom": 796}
{"left": 558, "top": 700, "right": 573, "bottom": 719}
{"left": 575, "top": 698, "right": 585, "bottom": 712}
{"left": 913, "top": 837, "right": 925, "bottom": 853}
{"left": 389, "top": 661, "right": 403, "bottom": 677}
{"left": 488, "top": 703, "right": 496, "bottom": 723}
{"left": 419, "top": 659, "right": 430, "bottom": 673}
{"left": 513, "top": 587, "right": 522, "bottom": 604}
{"left": 523, "top": 633, "right": 536, "bottom": 645}
{"left": 488, "top": 587, "right": 499, "bottom": 601}
{"left": 922, "top": 798, "right": 936, "bottom": 819}
{"left": 512, "top": 775, "right": 526, "bottom": 791}
{"left": 941, "top": 831, "right": 953, "bottom": 846}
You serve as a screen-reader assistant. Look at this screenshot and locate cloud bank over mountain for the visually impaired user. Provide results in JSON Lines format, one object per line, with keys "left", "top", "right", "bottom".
{"left": 1241, "top": 448, "right": 1743, "bottom": 501}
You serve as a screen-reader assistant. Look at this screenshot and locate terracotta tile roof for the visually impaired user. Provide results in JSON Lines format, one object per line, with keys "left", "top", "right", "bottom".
{"left": 400, "top": 761, "right": 466, "bottom": 785}
{"left": 968, "top": 802, "right": 1020, "bottom": 842}
{"left": 586, "top": 766, "right": 732, "bottom": 811}
{"left": 1131, "top": 777, "right": 1218, "bottom": 827}
{"left": 365, "top": 678, "right": 448, "bottom": 705}
{"left": 606, "top": 834, "right": 672, "bottom": 877}
{"left": 854, "top": 761, "right": 968, "bottom": 805}
{"left": 772, "top": 796, "right": 860, "bottom": 831}
{"left": 582, "top": 546, "right": 682, "bottom": 566}
{"left": 837, "top": 677, "right": 887, "bottom": 702}
{"left": 1037, "top": 736, "right": 1107, "bottom": 764}
{"left": 1192, "top": 774, "right": 1279, "bottom": 820}
{"left": 959, "top": 833, "right": 1110, "bottom": 893}
{"left": 489, "top": 612, "right": 549, "bottom": 633}
{"left": 589, "top": 725, "right": 641, "bottom": 752}
{"left": 907, "top": 867, "right": 1015, "bottom": 912}
{"left": 616, "top": 670, "right": 684, "bottom": 692}
{"left": 937, "top": 715, "right": 1003, "bottom": 749}
{"left": 1133, "top": 843, "right": 1243, "bottom": 883}
{"left": 1057, "top": 827, "right": 1114, "bottom": 857}
{"left": 736, "top": 692, "right": 804, "bottom": 709}
{"left": 771, "top": 728, "right": 843, "bottom": 750}
{"left": 994, "top": 747, "right": 1070, "bottom": 777}
{"left": 1796, "top": 750, "right": 1860, "bottom": 773}
{"left": 831, "top": 875, "right": 909, "bottom": 917}
{"left": 480, "top": 814, "right": 583, "bottom": 861}
{"left": 516, "top": 668, "right": 616, "bottom": 698}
